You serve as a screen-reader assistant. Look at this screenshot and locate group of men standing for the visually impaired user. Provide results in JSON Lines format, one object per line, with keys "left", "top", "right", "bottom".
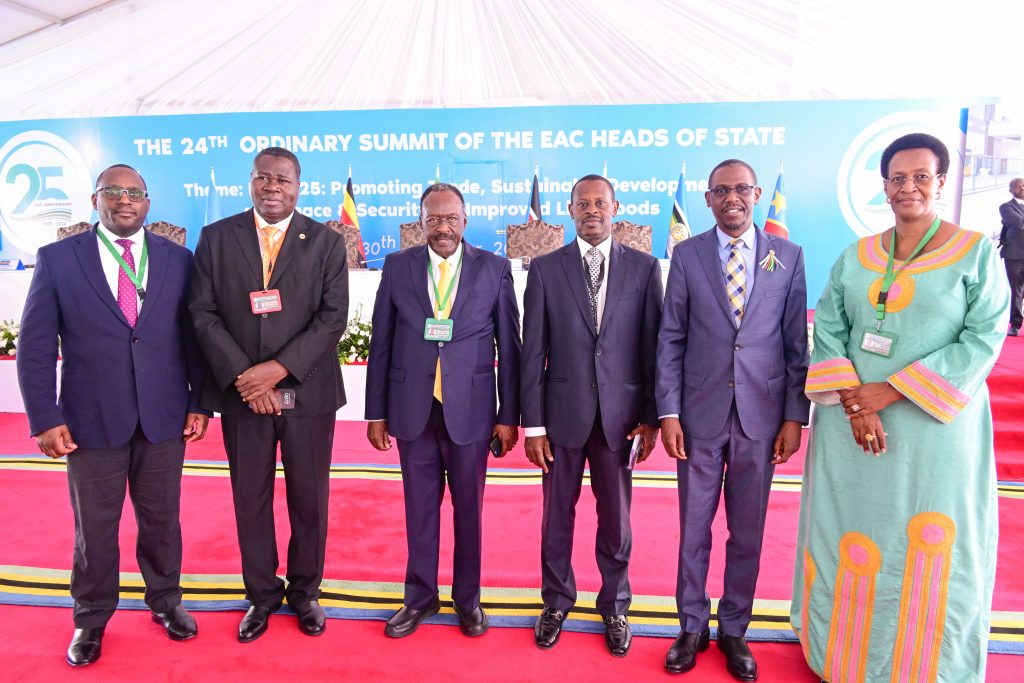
{"left": 17, "top": 149, "right": 810, "bottom": 681}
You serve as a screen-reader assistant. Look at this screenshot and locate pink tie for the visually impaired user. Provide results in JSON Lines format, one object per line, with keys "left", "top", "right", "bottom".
{"left": 114, "top": 238, "right": 138, "bottom": 327}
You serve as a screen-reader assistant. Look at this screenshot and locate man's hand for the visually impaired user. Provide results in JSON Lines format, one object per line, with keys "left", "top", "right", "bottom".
{"left": 849, "top": 414, "right": 887, "bottom": 456}
{"left": 771, "top": 420, "right": 803, "bottom": 464}
{"left": 493, "top": 424, "right": 518, "bottom": 457}
{"left": 182, "top": 413, "right": 210, "bottom": 443}
{"left": 660, "top": 417, "right": 686, "bottom": 460}
{"left": 627, "top": 423, "right": 660, "bottom": 464}
{"left": 248, "top": 390, "right": 282, "bottom": 415}
{"left": 367, "top": 421, "right": 392, "bottom": 451}
{"left": 839, "top": 382, "right": 904, "bottom": 418}
{"left": 235, "top": 360, "right": 289, "bottom": 401}
{"left": 36, "top": 424, "right": 77, "bottom": 459}
{"left": 524, "top": 435, "right": 554, "bottom": 473}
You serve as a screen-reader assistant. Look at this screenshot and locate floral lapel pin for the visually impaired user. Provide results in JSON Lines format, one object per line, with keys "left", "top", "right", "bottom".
{"left": 758, "top": 249, "right": 786, "bottom": 272}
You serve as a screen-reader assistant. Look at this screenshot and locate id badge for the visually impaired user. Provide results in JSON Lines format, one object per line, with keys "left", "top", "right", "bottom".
{"left": 861, "top": 329, "right": 897, "bottom": 357}
{"left": 277, "top": 388, "right": 296, "bottom": 410}
{"left": 250, "top": 289, "right": 282, "bottom": 314}
{"left": 424, "top": 317, "right": 454, "bottom": 342}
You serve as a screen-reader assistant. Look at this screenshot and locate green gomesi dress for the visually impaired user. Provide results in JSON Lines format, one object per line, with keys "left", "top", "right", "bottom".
{"left": 791, "top": 228, "right": 1009, "bottom": 683}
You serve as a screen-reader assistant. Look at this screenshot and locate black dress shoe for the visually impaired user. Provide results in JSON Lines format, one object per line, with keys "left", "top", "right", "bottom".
{"left": 534, "top": 607, "right": 567, "bottom": 649}
{"left": 384, "top": 598, "right": 440, "bottom": 638}
{"left": 1009, "top": 327, "right": 1019, "bottom": 337}
{"left": 151, "top": 605, "right": 198, "bottom": 641}
{"left": 453, "top": 604, "right": 489, "bottom": 637}
{"left": 66, "top": 627, "right": 104, "bottom": 667}
{"left": 238, "top": 605, "right": 273, "bottom": 643}
{"left": 290, "top": 599, "right": 326, "bottom": 636}
{"left": 602, "top": 614, "right": 632, "bottom": 657}
{"left": 665, "top": 627, "right": 710, "bottom": 674}
{"left": 718, "top": 634, "right": 758, "bottom": 681}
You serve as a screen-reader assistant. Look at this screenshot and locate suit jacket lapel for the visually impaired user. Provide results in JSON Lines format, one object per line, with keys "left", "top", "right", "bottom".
{"left": 561, "top": 242, "right": 597, "bottom": 337}
{"left": 231, "top": 209, "right": 266, "bottom": 288}
{"left": 408, "top": 246, "right": 434, "bottom": 318}
{"left": 267, "top": 212, "right": 302, "bottom": 289}
{"left": 73, "top": 226, "right": 132, "bottom": 326}
{"left": 598, "top": 239, "right": 627, "bottom": 335}
{"left": 697, "top": 229, "right": 736, "bottom": 325}
{"left": 449, "top": 241, "right": 478, "bottom": 320}
{"left": 742, "top": 227, "right": 771, "bottom": 324}
{"left": 134, "top": 231, "right": 168, "bottom": 329}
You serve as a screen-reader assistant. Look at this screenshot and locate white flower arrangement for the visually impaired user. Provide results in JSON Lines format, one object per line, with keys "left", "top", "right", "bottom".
{"left": 0, "top": 319, "right": 18, "bottom": 357}
{"left": 337, "top": 305, "right": 372, "bottom": 365}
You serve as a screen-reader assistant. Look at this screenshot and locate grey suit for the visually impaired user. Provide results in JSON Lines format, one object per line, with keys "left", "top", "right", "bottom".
{"left": 655, "top": 226, "right": 809, "bottom": 636}
{"left": 999, "top": 199, "right": 1024, "bottom": 328}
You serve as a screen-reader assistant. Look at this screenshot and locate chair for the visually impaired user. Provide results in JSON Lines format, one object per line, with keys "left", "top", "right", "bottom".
{"left": 611, "top": 220, "right": 653, "bottom": 254}
{"left": 145, "top": 221, "right": 187, "bottom": 246}
{"left": 56, "top": 222, "right": 92, "bottom": 241}
{"left": 400, "top": 220, "right": 427, "bottom": 250}
{"left": 325, "top": 220, "right": 367, "bottom": 269}
{"left": 505, "top": 220, "right": 564, "bottom": 265}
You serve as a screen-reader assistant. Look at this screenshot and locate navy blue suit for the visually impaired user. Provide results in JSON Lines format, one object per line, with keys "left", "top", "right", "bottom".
{"left": 365, "top": 242, "right": 520, "bottom": 610}
{"left": 520, "top": 239, "right": 663, "bottom": 616}
{"left": 17, "top": 226, "right": 206, "bottom": 627}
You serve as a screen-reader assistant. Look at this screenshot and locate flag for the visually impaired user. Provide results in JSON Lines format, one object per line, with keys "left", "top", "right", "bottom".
{"left": 666, "top": 163, "right": 691, "bottom": 256}
{"left": 764, "top": 164, "right": 789, "bottom": 239}
{"left": 341, "top": 167, "right": 368, "bottom": 265}
{"left": 204, "top": 167, "right": 223, "bottom": 225}
{"left": 434, "top": 164, "right": 441, "bottom": 185}
{"left": 527, "top": 163, "right": 542, "bottom": 221}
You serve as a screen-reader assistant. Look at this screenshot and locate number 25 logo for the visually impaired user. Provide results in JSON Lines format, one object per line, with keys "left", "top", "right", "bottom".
{"left": 6, "top": 164, "right": 67, "bottom": 214}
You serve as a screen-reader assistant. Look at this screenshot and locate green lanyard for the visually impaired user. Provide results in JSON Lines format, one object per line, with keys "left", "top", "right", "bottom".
{"left": 428, "top": 251, "right": 464, "bottom": 315}
{"left": 875, "top": 217, "right": 941, "bottom": 328}
{"left": 96, "top": 228, "right": 149, "bottom": 299}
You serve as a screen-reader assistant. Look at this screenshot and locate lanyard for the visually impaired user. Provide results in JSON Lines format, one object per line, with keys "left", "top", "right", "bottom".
{"left": 428, "top": 251, "right": 464, "bottom": 316}
{"left": 95, "top": 228, "right": 148, "bottom": 298}
{"left": 875, "top": 217, "right": 941, "bottom": 328}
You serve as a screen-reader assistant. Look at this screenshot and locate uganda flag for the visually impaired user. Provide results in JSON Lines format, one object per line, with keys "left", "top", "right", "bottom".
{"left": 341, "top": 171, "right": 368, "bottom": 265}
{"left": 666, "top": 164, "right": 691, "bottom": 257}
{"left": 764, "top": 168, "right": 789, "bottom": 239}
{"left": 527, "top": 164, "right": 542, "bottom": 221}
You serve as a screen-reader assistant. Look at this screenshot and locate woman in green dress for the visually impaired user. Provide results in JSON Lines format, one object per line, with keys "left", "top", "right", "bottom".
{"left": 791, "top": 133, "right": 1009, "bottom": 682}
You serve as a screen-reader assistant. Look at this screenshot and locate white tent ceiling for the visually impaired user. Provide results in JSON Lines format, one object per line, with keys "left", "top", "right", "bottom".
{"left": 0, "top": 0, "right": 1022, "bottom": 121}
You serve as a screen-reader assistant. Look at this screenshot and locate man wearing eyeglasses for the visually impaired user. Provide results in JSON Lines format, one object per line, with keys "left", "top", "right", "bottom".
{"left": 521, "top": 174, "right": 663, "bottom": 658}
{"left": 189, "top": 147, "right": 349, "bottom": 643}
{"left": 365, "top": 183, "right": 520, "bottom": 639}
{"left": 17, "top": 164, "right": 210, "bottom": 666}
{"left": 998, "top": 177, "right": 1024, "bottom": 336}
{"left": 656, "top": 160, "right": 808, "bottom": 680}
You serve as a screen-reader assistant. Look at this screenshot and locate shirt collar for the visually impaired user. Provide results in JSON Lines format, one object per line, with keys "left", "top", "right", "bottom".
{"left": 428, "top": 241, "right": 464, "bottom": 269}
{"left": 254, "top": 209, "right": 294, "bottom": 232}
{"left": 716, "top": 224, "right": 756, "bottom": 250}
{"left": 576, "top": 235, "right": 612, "bottom": 261}
{"left": 1016, "top": 198, "right": 1024, "bottom": 205}
{"left": 96, "top": 222, "right": 144, "bottom": 245}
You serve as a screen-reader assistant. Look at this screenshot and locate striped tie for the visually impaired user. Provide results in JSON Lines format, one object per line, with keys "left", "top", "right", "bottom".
{"left": 725, "top": 238, "right": 745, "bottom": 327}
{"left": 433, "top": 260, "right": 452, "bottom": 402}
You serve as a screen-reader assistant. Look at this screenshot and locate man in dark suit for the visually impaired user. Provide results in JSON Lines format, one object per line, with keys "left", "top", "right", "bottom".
{"left": 189, "top": 147, "right": 348, "bottom": 642}
{"left": 17, "top": 164, "right": 209, "bottom": 667}
{"left": 999, "top": 177, "right": 1024, "bottom": 336}
{"left": 365, "top": 183, "right": 520, "bottom": 639}
{"left": 521, "top": 174, "right": 663, "bottom": 657}
{"left": 656, "top": 160, "right": 809, "bottom": 680}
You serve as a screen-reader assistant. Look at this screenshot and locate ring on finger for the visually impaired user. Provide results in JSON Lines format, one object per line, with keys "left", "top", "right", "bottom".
{"left": 851, "top": 403, "right": 861, "bottom": 412}
{"left": 864, "top": 433, "right": 875, "bottom": 442}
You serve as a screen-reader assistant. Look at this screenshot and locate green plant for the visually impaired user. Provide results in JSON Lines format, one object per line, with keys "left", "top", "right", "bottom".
{"left": 0, "top": 319, "right": 18, "bottom": 356}
{"left": 338, "top": 305, "right": 372, "bottom": 364}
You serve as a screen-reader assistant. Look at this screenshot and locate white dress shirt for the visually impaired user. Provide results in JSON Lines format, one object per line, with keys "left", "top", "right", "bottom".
{"left": 96, "top": 223, "right": 150, "bottom": 313}
{"left": 427, "top": 242, "right": 464, "bottom": 312}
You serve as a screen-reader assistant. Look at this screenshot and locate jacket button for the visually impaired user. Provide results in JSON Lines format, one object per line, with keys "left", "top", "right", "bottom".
{"left": 595, "top": 348, "right": 602, "bottom": 356}
{"left": 131, "top": 337, "right": 139, "bottom": 343}
{"left": 262, "top": 313, "right": 268, "bottom": 318}
{"left": 734, "top": 344, "right": 742, "bottom": 350}
{"left": 591, "top": 382, "right": 597, "bottom": 388}
{"left": 728, "top": 380, "right": 735, "bottom": 388}
{"left": 438, "top": 342, "right": 445, "bottom": 347}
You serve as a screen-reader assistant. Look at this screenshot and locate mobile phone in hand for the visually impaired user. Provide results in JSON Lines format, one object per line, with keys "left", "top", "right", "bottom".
{"left": 626, "top": 435, "right": 643, "bottom": 470}
{"left": 489, "top": 435, "right": 504, "bottom": 458}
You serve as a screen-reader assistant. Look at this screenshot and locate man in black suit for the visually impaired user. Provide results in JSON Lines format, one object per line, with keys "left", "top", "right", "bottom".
{"left": 999, "top": 177, "right": 1024, "bottom": 336}
{"left": 520, "top": 174, "right": 663, "bottom": 657}
{"left": 189, "top": 147, "right": 349, "bottom": 642}
{"left": 18, "top": 164, "right": 209, "bottom": 666}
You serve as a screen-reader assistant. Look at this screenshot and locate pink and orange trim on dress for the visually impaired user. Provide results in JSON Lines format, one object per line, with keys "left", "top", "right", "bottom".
{"left": 806, "top": 358, "right": 861, "bottom": 394}
{"left": 857, "top": 229, "right": 983, "bottom": 275}
{"left": 888, "top": 361, "right": 968, "bottom": 424}
{"left": 824, "top": 532, "right": 882, "bottom": 683}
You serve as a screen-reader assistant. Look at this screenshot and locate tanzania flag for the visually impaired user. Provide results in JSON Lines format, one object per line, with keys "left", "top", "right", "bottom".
{"left": 764, "top": 171, "right": 789, "bottom": 239}
{"left": 666, "top": 166, "right": 691, "bottom": 256}
{"left": 341, "top": 173, "right": 368, "bottom": 264}
{"left": 527, "top": 167, "right": 542, "bottom": 221}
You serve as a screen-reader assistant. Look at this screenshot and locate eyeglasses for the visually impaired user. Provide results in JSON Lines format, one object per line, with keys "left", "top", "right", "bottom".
{"left": 96, "top": 186, "right": 148, "bottom": 202}
{"left": 708, "top": 184, "right": 756, "bottom": 198}
{"left": 885, "top": 173, "right": 945, "bottom": 188}
{"left": 424, "top": 214, "right": 463, "bottom": 228}
{"left": 573, "top": 199, "right": 613, "bottom": 211}
{"left": 251, "top": 173, "right": 295, "bottom": 186}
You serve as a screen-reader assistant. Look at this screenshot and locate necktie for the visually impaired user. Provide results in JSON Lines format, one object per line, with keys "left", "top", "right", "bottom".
{"left": 585, "top": 246, "right": 603, "bottom": 328}
{"left": 725, "top": 238, "right": 746, "bottom": 327}
{"left": 114, "top": 238, "right": 139, "bottom": 327}
{"left": 433, "top": 260, "right": 452, "bottom": 402}
{"left": 260, "top": 225, "right": 280, "bottom": 287}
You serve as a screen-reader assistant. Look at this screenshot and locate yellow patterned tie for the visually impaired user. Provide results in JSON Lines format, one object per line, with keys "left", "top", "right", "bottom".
{"left": 725, "top": 238, "right": 746, "bottom": 327}
{"left": 433, "top": 260, "right": 452, "bottom": 402}
{"left": 260, "top": 225, "right": 280, "bottom": 288}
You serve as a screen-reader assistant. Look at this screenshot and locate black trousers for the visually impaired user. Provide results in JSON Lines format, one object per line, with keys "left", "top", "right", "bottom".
{"left": 221, "top": 412, "right": 336, "bottom": 608}
{"left": 1005, "top": 258, "right": 1024, "bottom": 329}
{"left": 66, "top": 426, "right": 186, "bottom": 628}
